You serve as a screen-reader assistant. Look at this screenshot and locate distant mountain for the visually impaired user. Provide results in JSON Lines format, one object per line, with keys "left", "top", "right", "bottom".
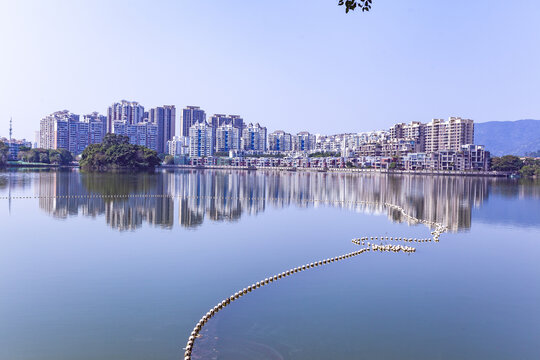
{"left": 475, "top": 119, "right": 540, "bottom": 156}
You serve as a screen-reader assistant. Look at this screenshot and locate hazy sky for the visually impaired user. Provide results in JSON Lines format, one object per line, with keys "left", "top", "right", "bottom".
{"left": 1, "top": 0, "right": 539, "bottom": 140}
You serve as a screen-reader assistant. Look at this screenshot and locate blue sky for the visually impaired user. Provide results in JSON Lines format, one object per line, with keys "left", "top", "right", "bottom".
{"left": 1, "top": 0, "right": 539, "bottom": 140}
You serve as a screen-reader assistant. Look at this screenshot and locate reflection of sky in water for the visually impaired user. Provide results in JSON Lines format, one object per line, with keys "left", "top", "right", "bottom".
{"left": 0, "top": 169, "right": 539, "bottom": 360}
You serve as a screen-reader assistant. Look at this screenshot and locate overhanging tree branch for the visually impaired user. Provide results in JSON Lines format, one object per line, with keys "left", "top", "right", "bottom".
{"left": 338, "top": 0, "right": 373, "bottom": 13}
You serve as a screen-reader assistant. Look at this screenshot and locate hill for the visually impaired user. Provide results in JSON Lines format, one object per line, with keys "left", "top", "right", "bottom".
{"left": 475, "top": 119, "right": 540, "bottom": 156}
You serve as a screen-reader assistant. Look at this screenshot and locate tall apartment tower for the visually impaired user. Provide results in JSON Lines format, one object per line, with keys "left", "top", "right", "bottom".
{"left": 215, "top": 124, "right": 241, "bottom": 152}
{"left": 112, "top": 120, "right": 158, "bottom": 151}
{"left": 106, "top": 100, "right": 145, "bottom": 132}
{"left": 209, "top": 114, "right": 244, "bottom": 129}
{"left": 189, "top": 121, "right": 214, "bottom": 157}
{"left": 268, "top": 130, "right": 293, "bottom": 151}
{"left": 82, "top": 112, "right": 107, "bottom": 145}
{"left": 425, "top": 117, "right": 474, "bottom": 153}
{"left": 390, "top": 121, "right": 425, "bottom": 152}
{"left": 293, "top": 131, "right": 316, "bottom": 151}
{"left": 181, "top": 106, "right": 206, "bottom": 137}
{"left": 241, "top": 123, "right": 267, "bottom": 152}
{"left": 40, "top": 110, "right": 83, "bottom": 153}
{"left": 149, "top": 105, "right": 176, "bottom": 154}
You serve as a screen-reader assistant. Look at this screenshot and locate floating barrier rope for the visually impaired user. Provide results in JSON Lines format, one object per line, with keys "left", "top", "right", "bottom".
{"left": 179, "top": 199, "right": 446, "bottom": 360}
{"left": 0, "top": 193, "right": 447, "bottom": 359}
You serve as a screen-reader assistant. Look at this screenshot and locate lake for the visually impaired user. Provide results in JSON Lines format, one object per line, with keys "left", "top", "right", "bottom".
{"left": 0, "top": 169, "right": 539, "bottom": 360}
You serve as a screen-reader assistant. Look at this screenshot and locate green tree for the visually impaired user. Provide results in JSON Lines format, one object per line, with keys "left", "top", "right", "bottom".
{"left": 39, "top": 152, "right": 50, "bottom": 164}
{"left": 164, "top": 155, "right": 175, "bottom": 165}
{"left": 491, "top": 155, "right": 524, "bottom": 172}
{"left": 16, "top": 148, "right": 72, "bottom": 165}
{"left": 0, "top": 141, "right": 8, "bottom": 166}
{"left": 80, "top": 135, "right": 161, "bottom": 170}
{"left": 309, "top": 151, "right": 340, "bottom": 158}
{"left": 519, "top": 165, "right": 537, "bottom": 177}
{"left": 27, "top": 149, "right": 41, "bottom": 163}
{"left": 102, "top": 133, "right": 129, "bottom": 148}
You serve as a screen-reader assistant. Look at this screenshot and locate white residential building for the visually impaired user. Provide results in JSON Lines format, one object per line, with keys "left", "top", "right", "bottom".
{"left": 107, "top": 100, "right": 145, "bottom": 132}
{"left": 111, "top": 120, "right": 158, "bottom": 151}
{"left": 39, "top": 110, "right": 85, "bottom": 153}
{"left": 241, "top": 123, "right": 267, "bottom": 152}
{"left": 293, "top": 131, "right": 316, "bottom": 151}
{"left": 168, "top": 136, "right": 190, "bottom": 156}
{"left": 216, "top": 124, "right": 241, "bottom": 152}
{"left": 268, "top": 130, "right": 293, "bottom": 152}
{"left": 189, "top": 122, "right": 214, "bottom": 157}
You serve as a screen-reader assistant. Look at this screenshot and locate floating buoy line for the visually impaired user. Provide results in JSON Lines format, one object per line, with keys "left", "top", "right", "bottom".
{"left": 181, "top": 211, "right": 446, "bottom": 360}
{"left": 0, "top": 193, "right": 448, "bottom": 360}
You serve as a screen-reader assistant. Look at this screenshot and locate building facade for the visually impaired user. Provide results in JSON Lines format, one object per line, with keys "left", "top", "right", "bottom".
{"left": 215, "top": 124, "right": 241, "bottom": 152}
{"left": 82, "top": 112, "right": 107, "bottom": 145}
{"left": 189, "top": 122, "right": 214, "bottom": 157}
{"left": 107, "top": 100, "right": 145, "bottom": 132}
{"left": 40, "top": 110, "right": 85, "bottom": 153}
{"left": 424, "top": 117, "right": 474, "bottom": 153}
{"left": 268, "top": 130, "right": 293, "bottom": 151}
{"left": 149, "top": 105, "right": 176, "bottom": 154}
{"left": 403, "top": 144, "right": 489, "bottom": 171}
{"left": 293, "top": 131, "right": 316, "bottom": 151}
{"left": 168, "top": 136, "right": 190, "bottom": 157}
{"left": 181, "top": 106, "right": 206, "bottom": 137}
{"left": 209, "top": 114, "right": 244, "bottom": 129}
{"left": 241, "top": 123, "right": 267, "bottom": 152}
{"left": 111, "top": 120, "right": 158, "bottom": 151}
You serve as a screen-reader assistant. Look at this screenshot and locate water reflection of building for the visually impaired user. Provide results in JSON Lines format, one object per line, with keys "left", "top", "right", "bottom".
{"left": 22, "top": 169, "right": 540, "bottom": 232}
{"left": 169, "top": 170, "right": 489, "bottom": 231}
{"left": 36, "top": 170, "right": 174, "bottom": 231}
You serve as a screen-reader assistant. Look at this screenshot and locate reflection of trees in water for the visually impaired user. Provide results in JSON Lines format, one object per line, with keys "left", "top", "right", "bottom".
{"left": 11, "top": 168, "right": 537, "bottom": 231}
{"left": 80, "top": 171, "right": 158, "bottom": 196}
{"left": 34, "top": 170, "right": 173, "bottom": 230}
{"left": 0, "top": 169, "right": 41, "bottom": 190}
{"left": 488, "top": 178, "right": 540, "bottom": 198}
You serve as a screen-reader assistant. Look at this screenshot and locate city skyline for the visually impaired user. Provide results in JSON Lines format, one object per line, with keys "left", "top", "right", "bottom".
{"left": 5, "top": 101, "right": 489, "bottom": 173}
{"left": 4, "top": 98, "right": 478, "bottom": 142}
{"left": 1, "top": 1, "right": 539, "bottom": 141}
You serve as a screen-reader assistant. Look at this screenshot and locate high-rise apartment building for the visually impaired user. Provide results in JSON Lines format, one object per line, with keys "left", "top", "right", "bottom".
{"left": 425, "top": 117, "right": 474, "bottom": 153}
{"left": 293, "top": 131, "right": 316, "bottom": 151}
{"left": 189, "top": 122, "right": 214, "bottom": 157}
{"left": 390, "top": 121, "right": 425, "bottom": 151}
{"left": 390, "top": 118, "right": 473, "bottom": 153}
{"left": 168, "top": 136, "right": 190, "bottom": 157}
{"left": 68, "top": 120, "right": 89, "bottom": 155}
{"left": 112, "top": 120, "right": 158, "bottom": 151}
{"left": 82, "top": 112, "right": 107, "bottom": 145}
{"left": 40, "top": 110, "right": 86, "bottom": 153}
{"left": 241, "top": 123, "right": 267, "bottom": 152}
{"left": 215, "top": 124, "right": 241, "bottom": 152}
{"left": 181, "top": 106, "right": 206, "bottom": 137}
{"left": 149, "top": 105, "right": 176, "bottom": 154}
{"left": 209, "top": 114, "right": 244, "bottom": 129}
{"left": 268, "top": 130, "right": 293, "bottom": 151}
{"left": 107, "top": 100, "right": 145, "bottom": 132}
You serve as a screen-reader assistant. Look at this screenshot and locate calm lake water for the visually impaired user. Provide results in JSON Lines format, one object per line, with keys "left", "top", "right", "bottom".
{"left": 0, "top": 169, "right": 539, "bottom": 360}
